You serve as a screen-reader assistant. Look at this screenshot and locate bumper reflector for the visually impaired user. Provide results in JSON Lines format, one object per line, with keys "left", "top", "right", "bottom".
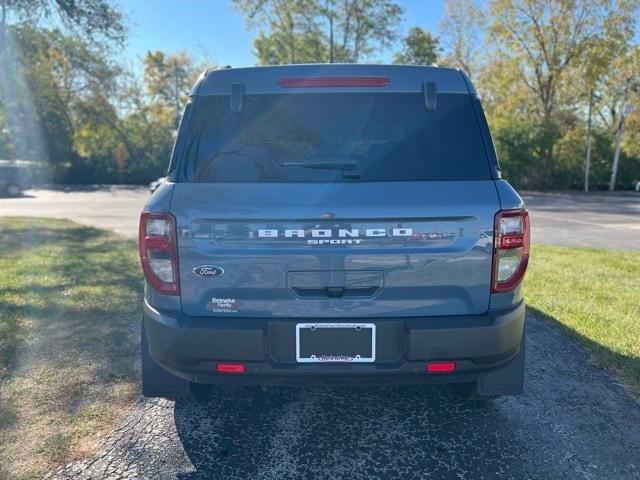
{"left": 427, "top": 362, "right": 456, "bottom": 374}
{"left": 216, "top": 363, "right": 246, "bottom": 374}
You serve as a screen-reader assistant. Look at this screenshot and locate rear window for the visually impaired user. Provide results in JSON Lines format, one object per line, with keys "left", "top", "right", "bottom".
{"left": 180, "top": 92, "right": 491, "bottom": 182}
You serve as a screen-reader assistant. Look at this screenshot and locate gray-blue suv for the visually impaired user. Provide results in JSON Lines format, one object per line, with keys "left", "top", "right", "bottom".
{"left": 139, "top": 64, "right": 530, "bottom": 400}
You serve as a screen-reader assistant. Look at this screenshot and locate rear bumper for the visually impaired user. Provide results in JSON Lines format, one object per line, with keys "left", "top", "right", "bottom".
{"left": 143, "top": 300, "right": 525, "bottom": 386}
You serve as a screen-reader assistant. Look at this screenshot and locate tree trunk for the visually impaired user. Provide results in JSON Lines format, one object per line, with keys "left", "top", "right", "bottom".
{"left": 609, "top": 82, "right": 630, "bottom": 192}
{"left": 329, "top": 13, "right": 334, "bottom": 63}
{"left": 609, "top": 113, "right": 625, "bottom": 192}
{"left": 584, "top": 89, "right": 593, "bottom": 192}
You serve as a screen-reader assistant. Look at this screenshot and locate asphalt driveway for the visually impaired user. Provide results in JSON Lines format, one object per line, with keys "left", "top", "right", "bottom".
{"left": 47, "top": 312, "right": 640, "bottom": 480}
{"left": 522, "top": 191, "right": 639, "bottom": 250}
{"left": 0, "top": 187, "right": 637, "bottom": 248}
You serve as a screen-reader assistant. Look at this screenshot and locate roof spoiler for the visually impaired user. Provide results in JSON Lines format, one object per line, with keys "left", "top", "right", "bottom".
{"left": 422, "top": 81, "right": 437, "bottom": 111}
{"left": 230, "top": 83, "right": 245, "bottom": 112}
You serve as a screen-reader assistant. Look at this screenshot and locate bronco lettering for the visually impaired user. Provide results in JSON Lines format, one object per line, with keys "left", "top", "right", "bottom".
{"left": 255, "top": 228, "right": 413, "bottom": 239}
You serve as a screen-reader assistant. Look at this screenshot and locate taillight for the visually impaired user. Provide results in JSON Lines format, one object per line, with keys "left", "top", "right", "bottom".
{"left": 427, "top": 361, "right": 457, "bottom": 373}
{"left": 216, "top": 363, "right": 246, "bottom": 374}
{"left": 492, "top": 209, "right": 530, "bottom": 293}
{"left": 277, "top": 76, "right": 390, "bottom": 88}
{"left": 139, "top": 212, "right": 180, "bottom": 295}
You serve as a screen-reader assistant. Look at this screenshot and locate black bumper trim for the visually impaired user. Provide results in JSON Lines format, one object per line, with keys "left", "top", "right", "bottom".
{"left": 143, "top": 300, "right": 525, "bottom": 385}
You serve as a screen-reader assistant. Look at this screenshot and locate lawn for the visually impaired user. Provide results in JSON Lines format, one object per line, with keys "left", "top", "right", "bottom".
{"left": 0, "top": 218, "right": 142, "bottom": 480}
{"left": 526, "top": 244, "right": 640, "bottom": 399}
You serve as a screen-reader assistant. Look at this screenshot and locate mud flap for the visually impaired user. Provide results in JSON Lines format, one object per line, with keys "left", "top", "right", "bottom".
{"left": 141, "top": 323, "right": 191, "bottom": 399}
{"left": 477, "top": 330, "right": 526, "bottom": 397}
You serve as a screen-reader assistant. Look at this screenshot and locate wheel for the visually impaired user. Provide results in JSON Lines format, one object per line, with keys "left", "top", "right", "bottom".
{"left": 141, "top": 322, "right": 192, "bottom": 400}
{"left": 6, "top": 184, "right": 21, "bottom": 196}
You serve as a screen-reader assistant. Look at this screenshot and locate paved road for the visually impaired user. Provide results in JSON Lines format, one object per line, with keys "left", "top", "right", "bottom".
{"left": 47, "top": 312, "right": 640, "bottom": 480}
{"left": 0, "top": 186, "right": 147, "bottom": 238}
{"left": 522, "top": 191, "right": 639, "bottom": 250}
{"left": 0, "top": 187, "right": 638, "bottom": 248}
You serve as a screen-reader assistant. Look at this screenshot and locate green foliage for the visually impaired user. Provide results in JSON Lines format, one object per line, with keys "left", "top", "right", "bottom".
{"left": 491, "top": 116, "right": 541, "bottom": 189}
{"left": 393, "top": 27, "right": 439, "bottom": 65}
{"left": 473, "top": 0, "right": 640, "bottom": 190}
{"left": 0, "top": 21, "right": 204, "bottom": 184}
{"left": 438, "top": 0, "right": 486, "bottom": 78}
{"left": 254, "top": 29, "right": 328, "bottom": 65}
{"left": 0, "top": 0, "right": 639, "bottom": 189}
{"left": 0, "top": 0, "right": 126, "bottom": 50}
{"left": 143, "top": 51, "right": 201, "bottom": 127}
{"left": 233, "top": 0, "right": 403, "bottom": 64}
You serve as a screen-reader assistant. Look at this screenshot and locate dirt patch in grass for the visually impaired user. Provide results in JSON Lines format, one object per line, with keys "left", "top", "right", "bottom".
{"left": 0, "top": 217, "right": 142, "bottom": 480}
{"left": 526, "top": 244, "right": 640, "bottom": 400}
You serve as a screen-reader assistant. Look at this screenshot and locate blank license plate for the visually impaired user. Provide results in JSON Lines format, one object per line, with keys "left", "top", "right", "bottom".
{"left": 296, "top": 323, "right": 376, "bottom": 363}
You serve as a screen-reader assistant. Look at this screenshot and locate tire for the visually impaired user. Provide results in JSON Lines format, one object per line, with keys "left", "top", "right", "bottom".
{"left": 141, "top": 322, "right": 192, "bottom": 400}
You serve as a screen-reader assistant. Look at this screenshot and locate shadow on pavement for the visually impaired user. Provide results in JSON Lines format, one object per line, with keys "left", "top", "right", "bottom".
{"left": 168, "top": 312, "right": 640, "bottom": 480}
{"left": 172, "top": 385, "right": 531, "bottom": 480}
{"left": 527, "top": 306, "right": 640, "bottom": 399}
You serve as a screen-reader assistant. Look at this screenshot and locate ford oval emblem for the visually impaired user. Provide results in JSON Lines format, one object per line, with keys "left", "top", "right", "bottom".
{"left": 193, "top": 265, "right": 224, "bottom": 277}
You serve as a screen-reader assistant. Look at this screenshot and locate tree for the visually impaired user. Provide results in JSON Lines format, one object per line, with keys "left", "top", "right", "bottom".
{"left": 323, "top": 0, "right": 404, "bottom": 62}
{"left": 393, "top": 27, "right": 439, "bottom": 65}
{"left": 232, "top": 0, "right": 404, "bottom": 64}
{"left": 0, "top": 0, "right": 125, "bottom": 179}
{"left": 143, "top": 51, "right": 203, "bottom": 127}
{"left": 439, "top": 0, "right": 486, "bottom": 78}
{"left": 488, "top": 0, "right": 638, "bottom": 188}
{"left": 0, "top": 25, "right": 120, "bottom": 168}
{"left": 603, "top": 46, "right": 640, "bottom": 190}
{"left": 232, "top": 0, "right": 322, "bottom": 64}
{"left": 0, "top": 0, "right": 125, "bottom": 54}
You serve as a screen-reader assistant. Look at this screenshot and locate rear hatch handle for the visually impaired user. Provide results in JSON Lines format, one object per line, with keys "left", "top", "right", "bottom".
{"left": 291, "top": 286, "right": 380, "bottom": 299}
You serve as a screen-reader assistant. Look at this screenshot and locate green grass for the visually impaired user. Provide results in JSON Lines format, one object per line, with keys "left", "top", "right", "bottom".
{"left": 0, "top": 218, "right": 142, "bottom": 480}
{"left": 526, "top": 244, "right": 640, "bottom": 398}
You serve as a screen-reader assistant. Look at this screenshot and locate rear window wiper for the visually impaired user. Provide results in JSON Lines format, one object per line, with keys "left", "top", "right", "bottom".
{"left": 280, "top": 160, "right": 360, "bottom": 178}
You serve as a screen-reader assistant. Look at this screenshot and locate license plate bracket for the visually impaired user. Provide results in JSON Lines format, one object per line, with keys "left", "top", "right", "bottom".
{"left": 295, "top": 323, "right": 376, "bottom": 363}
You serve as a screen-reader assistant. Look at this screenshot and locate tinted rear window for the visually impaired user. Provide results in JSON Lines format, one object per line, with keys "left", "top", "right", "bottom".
{"left": 180, "top": 92, "right": 491, "bottom": 182}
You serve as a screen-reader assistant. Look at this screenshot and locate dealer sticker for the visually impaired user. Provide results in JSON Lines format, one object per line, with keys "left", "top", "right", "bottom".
{"left": 207, "top": 297, "right": 239, "bottom": 312}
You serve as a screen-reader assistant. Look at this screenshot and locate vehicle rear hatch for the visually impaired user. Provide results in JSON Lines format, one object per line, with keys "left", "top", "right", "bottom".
{"left": 172, "top": 181, "right": 499, "bottom": 318}
{"left": 170, "top": 65, "right": 500, "bottom": 318}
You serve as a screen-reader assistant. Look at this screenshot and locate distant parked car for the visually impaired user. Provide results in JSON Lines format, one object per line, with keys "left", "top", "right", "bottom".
{"left": 149, "top": 176, "right": 167, "bottom": 193}
{"left": 0, "top": 164, "right": 32, "bottom": 196}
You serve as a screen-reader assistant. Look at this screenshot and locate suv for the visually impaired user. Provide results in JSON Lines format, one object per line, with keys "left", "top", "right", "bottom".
{"left": 0, "top": 164, "right": 32, "bottom": 196}
{"left": 139, "top": 65, "right": 529, "bottom": 400}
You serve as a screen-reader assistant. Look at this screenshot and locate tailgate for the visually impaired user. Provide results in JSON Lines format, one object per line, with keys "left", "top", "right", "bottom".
{"left": 171, "top": 181, "right": 499, "bottom": 318}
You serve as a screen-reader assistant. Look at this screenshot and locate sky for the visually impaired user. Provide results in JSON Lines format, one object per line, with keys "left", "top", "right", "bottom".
{"left": 123, "top": 0, "right": 447, "bottom": 68}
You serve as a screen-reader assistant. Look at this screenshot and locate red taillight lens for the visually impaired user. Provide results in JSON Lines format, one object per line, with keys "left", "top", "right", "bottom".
{"left": 216, "top": 363, "right": 246, "bottom": 374}
{"left": 278, "top": 76, "right": 390, "bottom": 88}
{"left": 427, "top": 362, "right": 457, "bottom": 373}
{"left": 492, "top": 209, "right": 530, "bottom": 293}
{"left": 139, "top": 211, "right": 180, "bottom": 295}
